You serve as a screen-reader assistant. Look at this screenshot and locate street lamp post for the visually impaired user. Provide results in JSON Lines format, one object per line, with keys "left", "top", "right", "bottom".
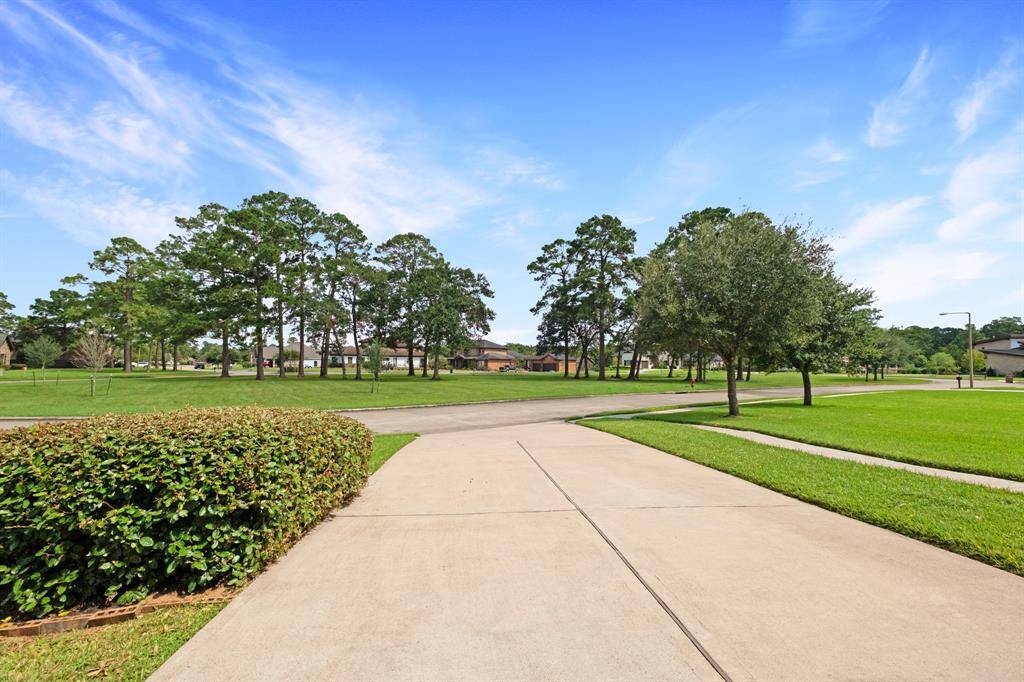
{"left": 940, "top": 311, "right": 973, "bottom": 388}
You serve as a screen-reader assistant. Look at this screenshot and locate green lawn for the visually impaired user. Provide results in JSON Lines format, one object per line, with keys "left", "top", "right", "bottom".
{"left": 370, "top": 433, "right": 417, "bottom": 473}
{"left": 0, "top": 369, "right": 919, "bottom": 417}
{"left": 638, "top": 391, "right": 1024, "bottom": 481}
{"left": 583, "top": 419, "right": 1024, "bottom": 575}
{"left": 0, "top": 603, "right": 224, "bottom": 681}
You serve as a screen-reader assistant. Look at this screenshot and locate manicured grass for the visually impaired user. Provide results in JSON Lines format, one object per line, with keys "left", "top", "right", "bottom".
{"left": 370, "top": 433, "right": 417, "bottom": 473}
{"left": 0, "top": 369, "right": 920, "bottom": 417}
{"left": 638, "top": 390, "right": 1024, "bottom": 481}
{"left": 0, "top": 603, "right": 224, "bottom": 681}
{"left": 583, "top": 419, "right": 1024, "bottom": 575}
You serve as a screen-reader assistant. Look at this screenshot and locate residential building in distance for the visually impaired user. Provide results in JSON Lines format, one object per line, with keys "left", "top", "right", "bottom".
{"left": 450, "top": 339, "right": 519, "bottom": 371}
{"left": 975, "top": 334, "right": 1024, "bottom": 377}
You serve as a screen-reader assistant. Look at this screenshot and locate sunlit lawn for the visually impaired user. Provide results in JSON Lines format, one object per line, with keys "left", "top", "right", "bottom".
{"left": 584, "top": 419, "right": 1024, "bottom": 575}
{"left": 0, "top": 369, "right": 921, "bottom": 417}
{"left": 639, "top": 390, "right": 1024, "bottom": 480}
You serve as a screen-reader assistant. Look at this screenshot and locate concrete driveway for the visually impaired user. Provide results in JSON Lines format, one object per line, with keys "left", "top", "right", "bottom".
{"left": 153, "top": 420, "right": 1023, "bottom": 681}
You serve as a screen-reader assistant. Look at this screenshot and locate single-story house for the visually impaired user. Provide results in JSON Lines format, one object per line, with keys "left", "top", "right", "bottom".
{"left": 450, "top": 339, "right": 519, "bottom": 371}
{"left": 256, "top": 343, "right": 321, "bottom": 368}
{"left": 975, "top": 334, "right": 1024, "bottom": 377}
{"left": 331, "top": 346, "right": 426, "bottom": 370}
{"left": 0, "top": 334, "right": 12, "bottom": 368}
{"left": 522, "top": 352, "right": 578, "bottom": 374}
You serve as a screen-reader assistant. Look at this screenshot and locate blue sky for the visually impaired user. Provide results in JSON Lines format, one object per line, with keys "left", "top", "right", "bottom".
{"left": 1, "top": 0, "right": 1021, "bottom": 343}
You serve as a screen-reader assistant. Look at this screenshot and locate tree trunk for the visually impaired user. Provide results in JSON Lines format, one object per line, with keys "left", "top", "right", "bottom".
{"left": 160, "top": 339, "right": 167, "bottom": 371}
{"left": 726, "top": 354, "right": 739, "bottom": 416}
{"left": 801, "top": 364, "right": 812, "bottom": 406}
{"left": 745, "top": 364, "right": 751, "bottom": 381}
{"left": 407, "top": 342, "right": 415, "bottom": 377}
{"left": 320, "top": 324, "right": 330, "bottom": 378}
{"left": 220, "top": 325, "right": 230, "bottom": 378}
{"left": 298, "top": 313, "right": 306, "bottom": 377}
{"left": 615, "top": 349, "right": 622, "bottom": 379}
{"left": 873, "top": 366, "right": 879, "bottom": 381}
{"left": 667, "top": 356, "right": 674, "bottom": 378}
{"left": 123, "top": 335, "right": 132, "bottom": 373}
{"left": 597, "top": 309, "right": 606, "bottom": 380}
{"left": 563, "top": 330, "right": 570, "bottom": 378}
{"left": 696, "top": 350, "right": 703, "bottom": 382}
{"left": 351, "top": 299, "right": 362, "bottom": 380}
{"left": 881, "top": 365, "right": 885, "bottom": 380}
{"left": 686, "top": 355, "right": 693, "bottom": 381}
{"left": 256, "top": 327, "right": 265, "bottom": 381}
{"left": 865, "top": 365, "right": 869, "bottom": 382}
{"left": 421, "top": 338, "right": 429, "bottom": 378}
{"left": 172, "top": 342, "right": 179, "bottom": 371}
{"left": 431, "top": 351, "right": 440, "bottom": 380}
{"left": 276, "top": 302, "right": 286, "bottom": 378}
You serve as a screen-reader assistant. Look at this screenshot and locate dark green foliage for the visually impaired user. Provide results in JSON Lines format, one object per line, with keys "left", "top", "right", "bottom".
{"left": 0, "top": 408, "right": 373, "bottom": 618}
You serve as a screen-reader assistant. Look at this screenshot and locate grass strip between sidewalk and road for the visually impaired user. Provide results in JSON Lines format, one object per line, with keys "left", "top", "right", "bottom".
{"left": 582, "top": 418, "right": 1024, "bottom": 576}
{"left": 638, "top": 391, "right": 1024, "bottom": 481}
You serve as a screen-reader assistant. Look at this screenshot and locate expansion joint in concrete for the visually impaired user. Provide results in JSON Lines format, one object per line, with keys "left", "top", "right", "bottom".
{"left": 515, "top": 440, "right": 733, "bottom": 682}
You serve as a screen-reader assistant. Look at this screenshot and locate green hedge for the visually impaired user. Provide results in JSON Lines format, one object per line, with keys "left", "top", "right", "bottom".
{"left": 0, "top": 408, "right": 373, "bottom": 618}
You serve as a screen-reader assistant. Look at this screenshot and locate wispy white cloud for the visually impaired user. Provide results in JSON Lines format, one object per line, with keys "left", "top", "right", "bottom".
{"left": 807, "top": 137, "right": 850, "bottom": 163}
{"left": 836, "top": 196, "right": 929, "bottom": 254}
{"left": 784, "top": 0, "right": 888, "bottom": 47}
{"left": 0, "top": 0, "right": 561, "bottom": 244}
{"left": 866, "top": 47, "right": 934, "bottom": 148}
{"left": 843, "top": 243, "right": 996, "bottom": 307}
{"left": 938, "top": 125, "right": 1024, "bottom": 242}
{"left": 953, "top": 46, "right": 1021, "bottom": 140}
{"left": 2, "top": 171, "right": 193, "bottom": 247}
{"left": 791, "top": 136, "right": 850, "bottom": 189}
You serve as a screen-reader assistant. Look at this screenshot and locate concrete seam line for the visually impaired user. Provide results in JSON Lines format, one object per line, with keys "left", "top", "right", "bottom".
{"left": 515, "top": 440, "right": 732, "bottom": 682}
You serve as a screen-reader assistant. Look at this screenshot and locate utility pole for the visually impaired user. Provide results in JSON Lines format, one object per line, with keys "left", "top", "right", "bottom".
{"left": 940, "top": 311, "right": 974, "bottom": 388}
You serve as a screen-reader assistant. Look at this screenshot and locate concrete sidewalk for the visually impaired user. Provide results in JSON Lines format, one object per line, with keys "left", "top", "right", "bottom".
{"left": 691, "top": 423, "right": 1024, "bottom": 492}
{"left": 154, "top": 421, "right": 1022, "bottom": 681}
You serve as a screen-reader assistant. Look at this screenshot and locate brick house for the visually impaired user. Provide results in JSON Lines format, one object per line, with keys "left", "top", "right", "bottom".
{"left": 522, "top": 352, "right": 578, "bottom": 374}
{"left": 450, "top": 339, "right": 519, "bottom": 371}
{"left": 975, "top": 334, "right": 1024, "bottom": 377}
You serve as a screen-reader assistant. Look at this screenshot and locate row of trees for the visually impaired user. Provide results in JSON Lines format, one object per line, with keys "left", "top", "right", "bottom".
{"left": 2, "top": 192, "right": 494, "bottom": 381}
{"left": 532, "top": 208, "right": 932, "bottom": 415}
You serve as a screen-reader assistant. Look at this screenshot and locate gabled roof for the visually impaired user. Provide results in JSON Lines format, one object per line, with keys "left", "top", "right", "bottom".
{"left": 472, "top": 338, "right": 506, "bottom": 350}
{"left": 0, "top": 333, "right": 8, "bottom": 348}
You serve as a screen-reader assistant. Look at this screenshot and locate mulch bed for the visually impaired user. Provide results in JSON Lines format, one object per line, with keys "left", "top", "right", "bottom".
{"left": 0, "top": 587, "right": 234, "bottom": 638}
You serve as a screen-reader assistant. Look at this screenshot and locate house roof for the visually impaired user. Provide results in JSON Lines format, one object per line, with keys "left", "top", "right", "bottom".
{"left": 337, "top": 345, "right": 425, "bottom": 357}
{"left": 974, "top": 333, "right": 1024, "bottom": 346}
{"left": 452, "top": 351, "right": 518, "bottom": 361}
{"left": 471, "top": 338, "right": 506, "bottom": 350}
{"left": 523, "top": 353, "right": 578, "bottom": 362}
{"left": 980, "top": 347, "right": 1024, "bottom": 357}
{"left": 262, "top": 343, "right": 319, "bottom": 358}
{"left": 0, "top": 333, "right": 8, "bottom": 348}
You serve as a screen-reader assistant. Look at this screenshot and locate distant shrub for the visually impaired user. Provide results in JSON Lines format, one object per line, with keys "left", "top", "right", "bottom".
{"left": 0, "top": 407, "right": 372, "bottom": 618}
